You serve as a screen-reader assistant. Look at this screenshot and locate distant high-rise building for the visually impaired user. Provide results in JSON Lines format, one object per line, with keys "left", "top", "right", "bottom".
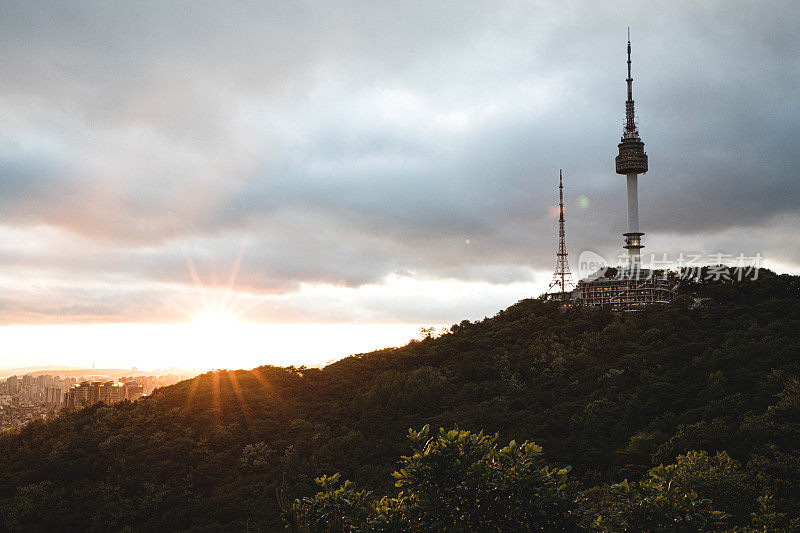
{"left": 6, "top": 376, "right": 19, "bottom": 395}
{"left": 126, "top": 382, "right": 144, "bottom": 401}
{"left": 45, "top": 386, "right": 63, "bottom": 407}
{"left": 99, "top": 381, "right": 130, "bottom": 403}
{"left": 36, "top": 374, "right": 50, "bottom": 389}
{"left": 66, "top": 381, "right": 101, "bottom": 407}
{"left": 64, "top": 379, "right": 147, "bottom": 408}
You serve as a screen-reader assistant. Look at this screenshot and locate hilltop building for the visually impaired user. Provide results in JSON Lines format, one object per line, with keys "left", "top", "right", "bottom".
{"left": 574, "top": 268, "right": 674, "bottom": 311}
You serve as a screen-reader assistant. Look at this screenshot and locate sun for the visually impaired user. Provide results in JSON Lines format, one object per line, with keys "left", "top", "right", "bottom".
{"left": 187, "top": 310, "right": 243, "bottom": 370}
{"left": 193, "top": 310, "right": 238, "bottom": 329}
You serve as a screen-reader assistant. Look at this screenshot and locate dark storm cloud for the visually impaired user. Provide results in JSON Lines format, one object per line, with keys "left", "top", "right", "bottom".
{"left": 1, "top": 1, "right": 799, "bottom": 322}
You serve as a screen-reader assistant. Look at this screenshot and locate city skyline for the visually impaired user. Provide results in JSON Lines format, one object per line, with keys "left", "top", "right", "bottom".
{"left": 0, "top": 369, "right": 191, "bottom": 431}
{"left": 1, "top": 2, "right": 799, "bottom": 369}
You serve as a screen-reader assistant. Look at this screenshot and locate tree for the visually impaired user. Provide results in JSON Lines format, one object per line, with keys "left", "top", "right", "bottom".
{"left": 290, "top": 425, "right": 575, "bottom": 531}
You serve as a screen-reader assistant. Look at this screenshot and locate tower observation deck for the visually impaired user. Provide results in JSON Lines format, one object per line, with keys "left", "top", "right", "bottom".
{"left": 615, "top": 29, "right": 648, "bottom": 266}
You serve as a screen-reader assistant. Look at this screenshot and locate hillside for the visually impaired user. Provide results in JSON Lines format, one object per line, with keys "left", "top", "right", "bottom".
{"left": 0, "top": 271, "right": 798, "bottom": 531}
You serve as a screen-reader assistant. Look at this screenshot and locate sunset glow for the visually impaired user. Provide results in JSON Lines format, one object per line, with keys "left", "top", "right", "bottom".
{"left": 0, "top": 322, "right": 439, "bottom": 374}
{"left": 0, "top": 271, "right": 548, "bottom": 372}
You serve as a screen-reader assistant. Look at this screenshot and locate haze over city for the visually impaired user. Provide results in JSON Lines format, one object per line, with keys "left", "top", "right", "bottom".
{"left": 2, "top": 1, "right": 799, "bottom": 371}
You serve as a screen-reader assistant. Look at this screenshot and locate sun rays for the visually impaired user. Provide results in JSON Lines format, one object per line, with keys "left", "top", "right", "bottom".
{"left": 171, "top": 242, "right": 258, "bottom": 328}
{"left": 226, "top": 370, "right": 253, "bottom": 427}
{"left": 182, "top": 368, "right": 275, "bottom": 430}
{"left": 169, "top": 247, "right": 426, "bottom": 427}
{"left": 211, "top": 370, "right": 222, "bottom": 427}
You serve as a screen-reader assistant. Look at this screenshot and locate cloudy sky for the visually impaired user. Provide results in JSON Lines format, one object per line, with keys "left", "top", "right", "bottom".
{"left": 1, "top": 1, "right": 798, "bottom": 369}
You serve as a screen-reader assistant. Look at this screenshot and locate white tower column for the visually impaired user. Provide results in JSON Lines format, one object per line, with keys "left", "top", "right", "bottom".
{"left": 626, "top": 173, "right": 639, "bottom": 234}
{"left": 625, "top": 173, "right": 643, "bottom": 267}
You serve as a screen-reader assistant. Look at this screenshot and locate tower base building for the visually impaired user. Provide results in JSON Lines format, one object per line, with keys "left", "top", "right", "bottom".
{"left": 574, "top": 268, "right": 674, "bottom": 312}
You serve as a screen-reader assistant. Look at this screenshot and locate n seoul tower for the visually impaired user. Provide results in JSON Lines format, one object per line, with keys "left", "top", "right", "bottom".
{"left": 614, "top": 29, "right": 648, "bottom": 268}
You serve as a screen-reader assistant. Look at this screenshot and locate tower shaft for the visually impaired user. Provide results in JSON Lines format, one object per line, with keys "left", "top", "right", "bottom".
{"left": 626, "top": 173, "right": 639, "bottom": 234}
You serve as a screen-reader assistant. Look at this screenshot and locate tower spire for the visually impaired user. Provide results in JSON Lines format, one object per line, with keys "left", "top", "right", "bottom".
{"left": 625, "top": 27, "right": 637, "bottom": 135}
{"left": 547, "top": 169, "right": 574, "bottom": 297}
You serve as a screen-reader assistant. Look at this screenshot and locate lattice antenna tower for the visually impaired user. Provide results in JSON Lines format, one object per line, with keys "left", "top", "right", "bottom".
{"left": 547, "top": 169, "right": 575, "bottom": 295}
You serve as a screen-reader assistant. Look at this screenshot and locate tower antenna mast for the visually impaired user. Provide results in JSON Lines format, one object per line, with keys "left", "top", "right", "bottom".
{"left": 547, "top": 169, "right": 574, "bottom": 296}
{"left": 625, "top": 27, "right": 636, "bottom": 133}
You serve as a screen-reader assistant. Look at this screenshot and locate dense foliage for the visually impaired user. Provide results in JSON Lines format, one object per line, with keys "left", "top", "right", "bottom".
{"left": 0, "top": 270, "right": 798, "bottom": 531}
{"left": 290, "top": 428, "right": 797, "bottom": 531}
{"left": 289, "top": 425, "right": 575, "bottom": 531}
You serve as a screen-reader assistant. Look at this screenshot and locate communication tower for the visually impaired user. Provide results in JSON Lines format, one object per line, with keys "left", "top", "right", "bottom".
{"left": 546, "top": 169, "right": 574, "bottom": 297}
{"left": 615, "top": 28, "right": 648, "bottom": 267}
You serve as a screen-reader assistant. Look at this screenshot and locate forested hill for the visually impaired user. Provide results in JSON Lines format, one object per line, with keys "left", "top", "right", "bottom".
{"left": 1, "top": 271, "right": 799, "bottom": 531}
